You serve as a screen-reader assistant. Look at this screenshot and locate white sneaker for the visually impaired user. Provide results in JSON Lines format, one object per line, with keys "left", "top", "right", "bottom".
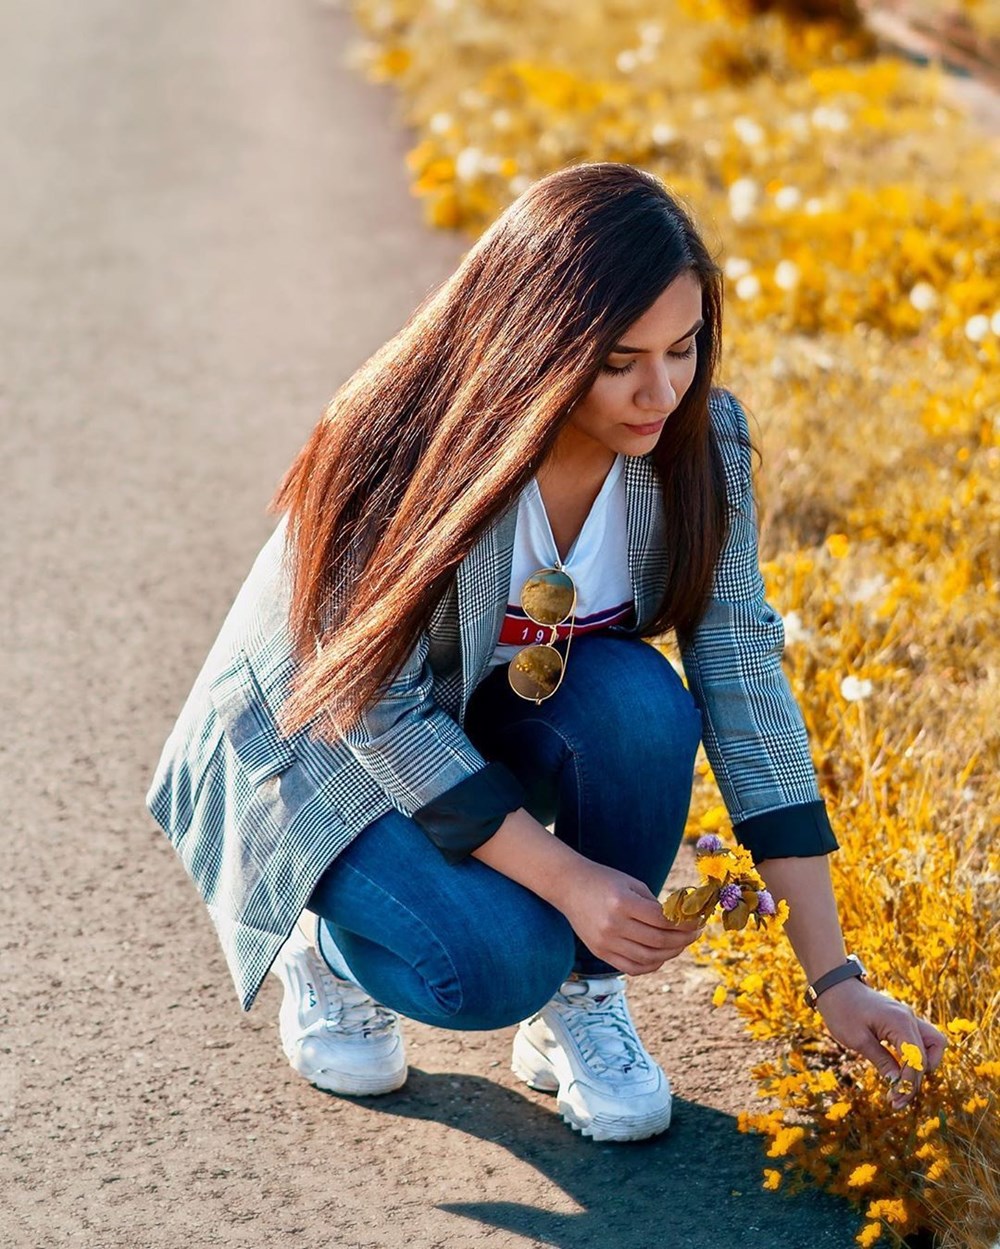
{"left": 270, "top": 919, "right": 407, "bottom": 1096}
{"left": 511, "top": 974, "right": 672, "bottom": 1142}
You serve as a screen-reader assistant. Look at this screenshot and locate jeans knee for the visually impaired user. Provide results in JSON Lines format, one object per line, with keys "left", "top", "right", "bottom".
{"left": 437, "top": 907, "right": 576, "bottom": 1031}
{"left": 564, "top": 643, "right": 702, "bottom": 775}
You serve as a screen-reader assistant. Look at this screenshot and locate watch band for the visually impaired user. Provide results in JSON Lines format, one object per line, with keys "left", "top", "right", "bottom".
{"left": 804, "top": 954, "right": 868, "bottom": 1008}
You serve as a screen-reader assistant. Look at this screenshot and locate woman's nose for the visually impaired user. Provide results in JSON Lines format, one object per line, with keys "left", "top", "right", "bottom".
{"left": 635, "top": 366, "right": 678, "bottom": 414}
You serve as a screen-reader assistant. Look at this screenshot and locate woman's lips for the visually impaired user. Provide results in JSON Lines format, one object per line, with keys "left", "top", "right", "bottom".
{"left": 624, "top": 419, "right": 665, "bottom": 436}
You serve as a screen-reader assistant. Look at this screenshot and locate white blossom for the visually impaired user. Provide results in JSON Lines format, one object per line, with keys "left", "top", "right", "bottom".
{"left": 616, "top": 49, "right": 639, "bottom": 73}
{"left": 651, "top": 122, "right": 677, "bottom": 146}
{"left": 812, "top": 105, "right": 850, "bottom": 132}
{"left": 735, "top": 274, "right": 761, "bottom": 301}
{"left": 774, "top": 260, "right": 800, "bottom": 291}
{"left": 725, "top": 256, "right": 752, "bottom": 280}
{"left": 491, "top": 108, "right": 512, "bottom": 131}
{"left": 733, "top": 115, "right": 765, "bottom": 146}
{"left": 840, "top": 676, "right": 874, "bottom": 702}
{"left": 455, "top": 147, "right": 483, "bottom": 181}
{"left": 844, "top": 573, "right": 887, "bottom": 605}
{"left": 729, "top": 177, "right": 760, "bottom": 223}
{"left": 965, "top": 314, "right": 990, "bottom": 343}
{"left": 783, "top": 611, "right": 813, "bottom": 645}
{"left": 429, "top": 112, "right": 453, "bottom": 135}
{"left": 909, "top": 282, "right": 937, "bottom": 312}
{"left": 774, "top": 185, "right": 801, "bottom": 211}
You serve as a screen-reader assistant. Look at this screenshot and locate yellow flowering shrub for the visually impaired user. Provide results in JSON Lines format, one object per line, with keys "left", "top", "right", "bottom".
{"left": 340, "top": 2, "right": 998, "bottom": 1244}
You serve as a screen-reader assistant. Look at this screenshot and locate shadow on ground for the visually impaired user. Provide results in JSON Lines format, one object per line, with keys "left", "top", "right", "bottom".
{"left": 338, "top": 1069, "right": 861, "bottom": 1249}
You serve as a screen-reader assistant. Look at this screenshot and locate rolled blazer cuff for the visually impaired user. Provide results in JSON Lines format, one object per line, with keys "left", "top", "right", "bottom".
{"left": 411, "top": 761, "right": 528, "bottom": 865}
{"left": 733, "top": 799, "right": 839, "bottom": 866}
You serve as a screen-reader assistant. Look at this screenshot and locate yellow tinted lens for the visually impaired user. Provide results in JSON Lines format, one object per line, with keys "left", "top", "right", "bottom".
{"left": 508, "top": 644, "right": 564, "bottom": 701}
{"left": 521, "top": 568, "right": 575, "bottom": 626}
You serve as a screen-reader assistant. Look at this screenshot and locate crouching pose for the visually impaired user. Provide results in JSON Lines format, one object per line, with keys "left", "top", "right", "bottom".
{"left": 147, "top": 161, "right": 944, "bottom": 1143}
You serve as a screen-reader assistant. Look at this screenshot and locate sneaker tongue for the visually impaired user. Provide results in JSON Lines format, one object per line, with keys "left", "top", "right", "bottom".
{"left": 557, "top": 976, "right": 644, "bottom": 1075}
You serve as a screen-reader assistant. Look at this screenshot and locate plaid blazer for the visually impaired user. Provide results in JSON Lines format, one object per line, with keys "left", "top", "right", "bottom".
{"left": 146, "top": 387, "right": 834, "bottom": 1011}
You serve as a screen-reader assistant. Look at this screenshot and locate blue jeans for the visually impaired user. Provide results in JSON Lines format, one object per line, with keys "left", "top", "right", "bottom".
{"left": 306, "top": 634, "right": 702, "bottom": 1030}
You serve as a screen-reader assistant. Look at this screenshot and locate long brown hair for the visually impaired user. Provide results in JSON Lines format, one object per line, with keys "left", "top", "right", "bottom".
{"left": 270, "top": 161, "right": 744, "bottom": 740}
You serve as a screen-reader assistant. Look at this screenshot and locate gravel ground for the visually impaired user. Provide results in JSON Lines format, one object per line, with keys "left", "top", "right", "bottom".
{"left": 1, "top": 1, "right": 870, "bottom": 1245}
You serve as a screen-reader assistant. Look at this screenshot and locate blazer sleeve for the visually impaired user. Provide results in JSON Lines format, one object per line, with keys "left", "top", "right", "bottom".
{"left": 335, "top": 627, "right": 527, "bottom": 859}
{"left": 678, "top": 390, "right": 839, "bottom": 866}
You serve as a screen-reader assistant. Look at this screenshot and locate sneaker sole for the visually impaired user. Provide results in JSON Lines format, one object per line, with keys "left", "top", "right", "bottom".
{"left": 283, "top": 1043, "right": 408, "bottom": 1097}
{"left": 510, "top": 1030, "right": 672, "bottom": 1142}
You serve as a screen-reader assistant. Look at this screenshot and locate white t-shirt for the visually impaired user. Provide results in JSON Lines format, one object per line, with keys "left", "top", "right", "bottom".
{"left": 486, "top": 453, "right": 635, "bottom": 671}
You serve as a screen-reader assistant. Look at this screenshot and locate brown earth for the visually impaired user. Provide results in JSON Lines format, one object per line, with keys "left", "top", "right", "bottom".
{"left": 1, "top": 1, "right": 877, "bottom": 1245}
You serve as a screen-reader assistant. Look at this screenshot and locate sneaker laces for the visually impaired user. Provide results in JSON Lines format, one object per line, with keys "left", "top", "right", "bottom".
{"left": 551, "top": 977, "right": 650, "bottom": 1078}
{"left": 314, "top": 959, "right": 399, "bottom": 1039}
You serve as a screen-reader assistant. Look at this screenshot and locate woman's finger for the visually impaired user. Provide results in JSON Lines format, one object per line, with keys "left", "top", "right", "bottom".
{"left": 880, "top": 1023, "right": 930, "bottom": 1106}
{"left": 617, "top": 917, "right": 697, "bottom": 952}
{"left": 628, "top": 896, "right": 677, "bottom": 931}
{"left": 917, "top": 1017, "right": 950, "bottom": 1073}
{"left": 604, "top": 938, "right": 689, "bottom": 974}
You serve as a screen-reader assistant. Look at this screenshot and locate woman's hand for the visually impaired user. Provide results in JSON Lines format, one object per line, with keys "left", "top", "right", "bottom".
{"left": 559, "top": 860, "right": 703, "bottom": 976}
{"left": 813, "top": 978, "right": 949, "bottom": 1109}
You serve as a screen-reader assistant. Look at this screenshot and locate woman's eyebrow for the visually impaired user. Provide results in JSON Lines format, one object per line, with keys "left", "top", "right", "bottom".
{"left": 610, "top": 318, "right": 705, "bottom": 353}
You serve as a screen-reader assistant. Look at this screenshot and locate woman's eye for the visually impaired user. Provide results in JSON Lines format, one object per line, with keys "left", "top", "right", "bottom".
{"left": 599, "top": 341, "right": 696, "bottom": 376}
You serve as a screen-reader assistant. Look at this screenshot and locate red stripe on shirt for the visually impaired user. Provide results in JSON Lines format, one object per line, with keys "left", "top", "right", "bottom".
{"left": 497, "top": 600, "right": 634, "bottom": 647}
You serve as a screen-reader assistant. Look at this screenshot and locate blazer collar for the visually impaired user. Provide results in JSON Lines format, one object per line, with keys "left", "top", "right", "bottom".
{"left": 455, "top": 454, "right": 664, "bottom": 713}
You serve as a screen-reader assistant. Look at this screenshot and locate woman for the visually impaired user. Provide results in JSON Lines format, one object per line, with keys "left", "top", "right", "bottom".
{"left": 147, "top": 162, "right": 946, "bottom": 1143}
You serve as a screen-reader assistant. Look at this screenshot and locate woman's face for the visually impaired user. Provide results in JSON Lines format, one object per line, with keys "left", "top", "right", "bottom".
{"left": 556, "top": 270, "right": 704, "bottom": 467}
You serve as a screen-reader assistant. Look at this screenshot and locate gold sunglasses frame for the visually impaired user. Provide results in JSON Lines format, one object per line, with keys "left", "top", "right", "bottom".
{"left": 507, "top": 565, "right": 578, "bottom": 704}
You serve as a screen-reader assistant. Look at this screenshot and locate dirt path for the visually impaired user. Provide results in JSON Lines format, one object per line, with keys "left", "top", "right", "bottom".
{"left": 1, "top": 1, "right": 864, "bottom": 1245}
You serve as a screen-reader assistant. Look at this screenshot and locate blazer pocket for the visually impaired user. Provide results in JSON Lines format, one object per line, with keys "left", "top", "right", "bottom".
{"left": 208, "top": 649, "right": 295, "bottom": 786}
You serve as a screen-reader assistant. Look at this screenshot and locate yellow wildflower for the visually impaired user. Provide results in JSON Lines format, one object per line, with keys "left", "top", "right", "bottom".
{"left": 739, "top": 972, "right": 764, "bottom": 994}
{"left": 927, "top": 1158, "right": 951, "bottom": 1182}
{"left": 762, "top": 1169, "right": 782, "bottom": 1190}
{"left": 866, "top": 1199, "right": 909, "bottom": 1226}
{"left": 847, "top": 1163, "right": 878, "bottom": 1187}
{"left": 946, "top": 1017, "right": 977, "bottom": 1034}
{"left": 767, "top": 1126, "right": 806, "bottom": 1157}
{"left": 826, "top": 532, "right": 850, "bottom": 558}
{"left": 696, "top": 852, "right": 733, "bottom": 883}
{"left": 974, "top": 1061, "right": 1000, "bottom": 1078}
{"left": 826, "top": 1101, "right": 851, "bottom": 1121}
{"left": 712, "top": 984, "right": 728, "bottom": 1007}
{"left": 899, "top": 1042, "right": 924, "bottom": 1072}
{"left": 916, "top": 1115, "right": 942, "bottom": 1140}
{"left": 699, "top": 805, "right": 728, "bottom": 831}
{"left": 856, "top": 1222, "right": 882, "bottom": 1248}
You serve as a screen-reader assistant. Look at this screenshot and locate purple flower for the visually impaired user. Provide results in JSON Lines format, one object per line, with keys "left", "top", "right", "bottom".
{"left": 756, "top": 889, "right": 776, "bottom": 916}
{"left": 696, "top": 834, "right": 726, "bottom": 854}
{"left": 719, "top": 883, "right": 743, "bottom": 911}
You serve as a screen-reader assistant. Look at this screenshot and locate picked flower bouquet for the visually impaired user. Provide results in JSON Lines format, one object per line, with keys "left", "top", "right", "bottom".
{"left": 661, "top": 834, "right": 782, "bottom": 930}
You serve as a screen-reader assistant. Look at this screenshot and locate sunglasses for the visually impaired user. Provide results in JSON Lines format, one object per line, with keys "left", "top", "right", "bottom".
{"left": 507, "top": 566, "right": 578, "bottom": 703}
